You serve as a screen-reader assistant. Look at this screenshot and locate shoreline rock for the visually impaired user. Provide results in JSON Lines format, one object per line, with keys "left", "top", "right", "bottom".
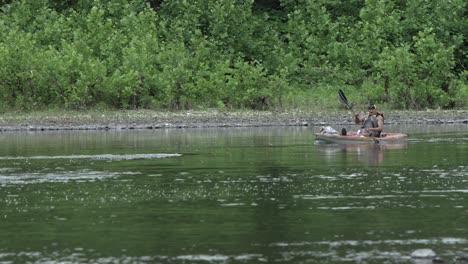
{"left": 0, "top": 110, "right": 467, "bottom": 131}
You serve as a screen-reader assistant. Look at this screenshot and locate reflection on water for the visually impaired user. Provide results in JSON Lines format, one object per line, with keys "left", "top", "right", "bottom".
{"left": 0, "top": 125, "right": 467, "bottom": 263}
{"left": 316, "top": 141, "right": 408, "bottom": 165}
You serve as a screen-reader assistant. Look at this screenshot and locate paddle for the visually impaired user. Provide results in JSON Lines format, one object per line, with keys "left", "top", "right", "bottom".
{"left": 338, "top": 89, "right": 355, "bottom": 115}
{"left": 338, "top": 89, "right": 379, "bottom": 143}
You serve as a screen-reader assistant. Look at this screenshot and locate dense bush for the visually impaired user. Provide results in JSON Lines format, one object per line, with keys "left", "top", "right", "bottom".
{"left": 0, "top": 0, "right": 466, "bottom": 111}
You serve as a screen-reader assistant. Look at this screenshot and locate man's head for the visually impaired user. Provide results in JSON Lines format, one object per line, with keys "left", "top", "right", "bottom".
{"left": 368, "top": 103, "right": 377, "bottom": 114}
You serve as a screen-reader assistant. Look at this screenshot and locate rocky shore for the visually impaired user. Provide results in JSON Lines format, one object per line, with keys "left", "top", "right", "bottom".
{"left": 0, "top": 109, "right": 467, "bottom": 131}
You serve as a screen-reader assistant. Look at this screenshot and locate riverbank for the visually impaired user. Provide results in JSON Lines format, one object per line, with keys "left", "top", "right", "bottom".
{"left": 0, "top": 109, "right": 467, "bottom": 131}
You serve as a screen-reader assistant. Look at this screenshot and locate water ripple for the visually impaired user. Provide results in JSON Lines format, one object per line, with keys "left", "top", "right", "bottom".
{"left": 0, "top": 153, "right": 182, "bottom": 161}
{"left": 293, "top": 194, "right": 410, "bottom": 200}
{"left": 271, "top": 237, "right": 468, "bottom": 247}
{"left": 0, "top": 170, "right": 140, "bottom": 184}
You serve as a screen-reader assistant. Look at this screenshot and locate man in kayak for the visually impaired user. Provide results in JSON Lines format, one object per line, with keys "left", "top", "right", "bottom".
{"left": 353, "top": 103, "right": 384, "bottom": 137}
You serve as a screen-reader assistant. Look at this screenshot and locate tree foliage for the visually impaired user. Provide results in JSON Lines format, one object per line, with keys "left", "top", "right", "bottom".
{"left": 0, "top": 0, "right": 466, "bottom": 110}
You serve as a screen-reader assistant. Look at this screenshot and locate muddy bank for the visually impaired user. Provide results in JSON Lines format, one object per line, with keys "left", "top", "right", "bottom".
{"left": 0, "top": 109, "right": 467, "bottom": 131}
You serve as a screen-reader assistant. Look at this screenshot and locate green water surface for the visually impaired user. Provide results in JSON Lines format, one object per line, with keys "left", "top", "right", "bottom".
{"left": 0, "top": 125, "right": 467, "bottom": 263}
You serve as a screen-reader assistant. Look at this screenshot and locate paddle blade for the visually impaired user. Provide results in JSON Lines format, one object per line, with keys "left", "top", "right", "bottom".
{"left": 338, "top": 89, "right": 352, "bottom": 110}
{"left": 338, "top": 90, "right": 348, "bottom": 106}
{"left": 338, "top": 89, "right": 348, "bottom": 104}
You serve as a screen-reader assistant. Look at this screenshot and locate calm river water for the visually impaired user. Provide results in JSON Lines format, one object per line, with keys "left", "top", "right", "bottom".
{"left": 0, "top": 124, "right": 467, "bottom": 263}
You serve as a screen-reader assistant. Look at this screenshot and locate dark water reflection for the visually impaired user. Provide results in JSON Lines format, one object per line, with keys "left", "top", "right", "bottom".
{"left": 316, "top": 142, "right": 409, "bottom": 165}
{"left": 0, "top": 124, "right": 467, "bottom": 263}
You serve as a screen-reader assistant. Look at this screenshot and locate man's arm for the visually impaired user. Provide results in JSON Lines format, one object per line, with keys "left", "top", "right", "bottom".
{"left": 354, "top": 113, "right": 363, "bottom": 124}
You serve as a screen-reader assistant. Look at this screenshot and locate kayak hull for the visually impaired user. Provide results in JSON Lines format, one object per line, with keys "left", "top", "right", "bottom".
{"left": 315, "top": 132, "right": 408, "bottom": 144}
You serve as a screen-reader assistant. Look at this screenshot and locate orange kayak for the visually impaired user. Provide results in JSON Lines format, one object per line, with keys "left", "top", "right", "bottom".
{"left": 315, "top": 132, "right": 408, "bottom": 144}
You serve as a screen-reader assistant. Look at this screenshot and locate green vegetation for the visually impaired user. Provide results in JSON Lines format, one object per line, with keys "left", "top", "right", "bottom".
{"left": 0, "top": 0, "right": 466, "bottom": 111}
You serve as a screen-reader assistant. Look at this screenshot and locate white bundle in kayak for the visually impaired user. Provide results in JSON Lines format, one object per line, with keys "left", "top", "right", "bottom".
{"left": 319, "top": 126, "right": 339, "bottom": 135}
